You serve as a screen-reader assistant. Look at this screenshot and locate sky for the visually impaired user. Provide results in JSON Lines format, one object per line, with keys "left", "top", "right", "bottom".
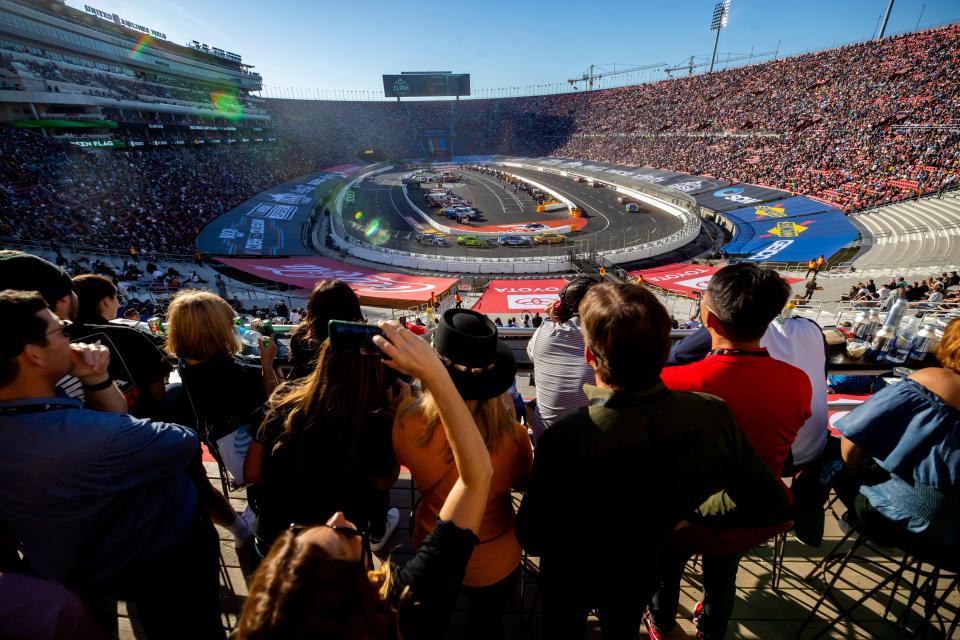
{"left": 66, "top": 0, "right": 960, "bottom": 98}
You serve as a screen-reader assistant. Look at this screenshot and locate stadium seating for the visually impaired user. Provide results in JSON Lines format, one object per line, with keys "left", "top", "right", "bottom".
{"left": 268, "top": 24, "right": 960, "bottom": 214}
{"left": 2, "top": 21, "right": 958, "bottom": 263}
{"left": 850, "top": 191, "right": 960, "bottom": 272}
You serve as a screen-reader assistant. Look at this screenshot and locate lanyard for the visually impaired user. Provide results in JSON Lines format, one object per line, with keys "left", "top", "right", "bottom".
{"left": 708, "top": 348, "right": 770, "bottom": 357}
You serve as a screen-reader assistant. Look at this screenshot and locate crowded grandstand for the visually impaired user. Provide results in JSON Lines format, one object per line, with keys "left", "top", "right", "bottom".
{"left": 0, "top": 0, "right": 959, "bottom": 637}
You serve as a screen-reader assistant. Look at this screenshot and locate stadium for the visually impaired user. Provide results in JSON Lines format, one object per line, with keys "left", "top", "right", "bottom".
{"left": 0, "top": 0, "right": 958, "bottom": 637}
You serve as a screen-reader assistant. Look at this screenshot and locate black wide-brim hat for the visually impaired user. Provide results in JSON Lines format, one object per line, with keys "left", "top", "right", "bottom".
{"left": 432, "top": 308, "right": 517, "bottom": 400}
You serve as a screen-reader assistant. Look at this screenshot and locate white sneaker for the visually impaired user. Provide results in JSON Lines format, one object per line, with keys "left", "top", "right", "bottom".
{"left": 370, "top": 508, "right": 400, "bottom": 552}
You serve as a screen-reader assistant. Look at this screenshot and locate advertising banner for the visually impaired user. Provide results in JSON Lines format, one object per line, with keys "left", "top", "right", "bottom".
{"left": 720, "top": 196, "right": 837, "bottom": 226}
{"left": 693, "top": 184, "right": 791, "bottom": 212}
{"left": 216, "top": 256, "right": 459, "bottom": 306}
{"left": 195, "top": 165, "right": 361, "bottom": 256}
{"left": 631, "top": 263, "right": 802, "bottom": 298}
{"left": 472, "top": 279, "right": 568, "bottom": 314}
{"left": 722, "top": 209, "right": 859, "bottom": 262}
{"left": 630, "top": 263, "right": 719, "bottom": 299}
{"left": 503, "top": 156, "right": 731, "bottom": 196}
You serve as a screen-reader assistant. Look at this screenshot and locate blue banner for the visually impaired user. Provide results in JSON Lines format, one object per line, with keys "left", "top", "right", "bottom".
{"left": 195, "top": 165, "right": 361, "bottom": 256}
{"left": 723, "top": 207, "right": 859, "bottom": 262}
{"left": 720, "top": 196, "right": 836, "bottom": 225}
{"left": 693, "top": 184, "right": 791, "bottom": 212}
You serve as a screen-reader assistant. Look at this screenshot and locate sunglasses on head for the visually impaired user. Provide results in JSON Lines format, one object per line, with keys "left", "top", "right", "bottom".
{"left": 288, "top": 522, "right": 367, "bottom": 540}
{"left": 288, "top": 521, "right": 374, "bottom": 568}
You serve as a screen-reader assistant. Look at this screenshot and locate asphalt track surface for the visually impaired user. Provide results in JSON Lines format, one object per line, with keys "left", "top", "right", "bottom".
{"left": 340, "top": 167, "right": 684, "bottom": 259}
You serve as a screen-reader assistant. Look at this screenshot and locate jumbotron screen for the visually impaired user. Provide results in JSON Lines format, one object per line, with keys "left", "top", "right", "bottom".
{"left": 382, "top": 72, "right": 471, "bottom": 98}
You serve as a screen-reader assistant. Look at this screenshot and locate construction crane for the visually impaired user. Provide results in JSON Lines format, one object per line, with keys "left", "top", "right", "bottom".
{"left": 664, "top": 48, "right": 779, "bottom": 77}
{"left": 567, "top": 62, "right": 667, "bottom": 91}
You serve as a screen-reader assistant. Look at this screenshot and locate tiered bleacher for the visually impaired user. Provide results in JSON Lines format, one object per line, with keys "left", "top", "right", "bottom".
{"left": 850, "top": 191, "right": 960, "bottom": 272}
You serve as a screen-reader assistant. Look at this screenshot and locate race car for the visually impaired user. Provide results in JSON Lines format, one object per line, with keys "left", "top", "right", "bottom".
{"left": 497, "top": 235, "right": 534, "bottom": 246}
{"left": 624, "top": 202, "right": 640, "bottom": 212}
{"left": 456, "top": 235, "right": 492, "bottom": 248}
{"left": 533, "top": 233, "right": 566, "bottom": 245}
{"left": 415, "top": 233, "right": 449, "bottom": 247}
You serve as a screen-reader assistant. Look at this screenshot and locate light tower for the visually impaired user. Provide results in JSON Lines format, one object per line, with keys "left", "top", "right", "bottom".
{"left": 709, "top": 0, "right": 731, "bottom": 73}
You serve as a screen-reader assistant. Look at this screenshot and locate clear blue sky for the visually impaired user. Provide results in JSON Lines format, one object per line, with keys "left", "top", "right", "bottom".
{"left": 67, "top": 0, "right": 960, "bottom": 97}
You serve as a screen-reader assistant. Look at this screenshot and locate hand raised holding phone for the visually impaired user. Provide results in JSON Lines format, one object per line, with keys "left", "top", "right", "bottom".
{"left": 372, "top": 320, "right": 448, "bottom": 384}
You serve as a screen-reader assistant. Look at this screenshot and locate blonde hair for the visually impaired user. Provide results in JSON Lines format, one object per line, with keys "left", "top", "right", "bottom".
{"left": 935, "top": 318, "right": 960, "bottom": 375}
{"left": 399, "top": 388, "right": 517, "bottom": 459}
{"left": 166, "top": 290, "right": 241, "bottom": 361}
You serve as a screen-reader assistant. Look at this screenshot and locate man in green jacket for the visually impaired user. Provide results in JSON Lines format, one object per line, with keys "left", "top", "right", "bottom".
{"left": 516, "top": 283, "right": 789, "bottom": 640}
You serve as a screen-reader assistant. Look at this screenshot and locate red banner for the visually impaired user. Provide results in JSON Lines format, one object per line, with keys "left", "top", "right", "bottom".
{"left": 217, "top": 256, "right": 459, "bottom": 305}
{"left": 631, "top": 263, "right": 719, "bottom": 299}
{"left": 472, "top": 279, "right": 567, "bottom": 314}
{"left": 632, "top": 263, "right": 801, "bottom": 299}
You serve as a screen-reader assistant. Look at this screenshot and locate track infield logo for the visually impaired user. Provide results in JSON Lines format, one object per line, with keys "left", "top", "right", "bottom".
{"left": 753, "top": 203, "right": 787, "bottom": 218}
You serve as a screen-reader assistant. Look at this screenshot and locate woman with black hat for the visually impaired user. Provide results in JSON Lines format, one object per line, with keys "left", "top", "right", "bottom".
{"left": 393, "top": 308, "right": 533, "bottom": 640}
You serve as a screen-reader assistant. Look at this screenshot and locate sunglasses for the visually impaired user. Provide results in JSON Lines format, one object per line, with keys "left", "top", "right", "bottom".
{"left": 33, "top": 319, "right": 71, "bottom": 343}
{"left": 289, "top": 522, "right": 367, "bottom": 540}
{"left": 288, "top": 522, "right": 373, "bottom": 568}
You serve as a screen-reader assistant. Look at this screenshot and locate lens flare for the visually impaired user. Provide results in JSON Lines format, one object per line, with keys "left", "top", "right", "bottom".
{"left": 363, "top": 219, "right": 381, "bottom": 237}
{"left": 210, "top": 92, "right": 244, "bottom": 121}
{"left": 129, "top": 34, "right": 153, "bottom": 60}
{"left": 354, "top": 211, "right": 363, "bottom": 220}
{"left": 369, "top": 228, "right": 391, "bottom": 246}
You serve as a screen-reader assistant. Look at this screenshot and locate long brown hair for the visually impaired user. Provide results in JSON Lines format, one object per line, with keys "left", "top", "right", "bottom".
{"left": 237, "top": 529, "right": 397, "bottom": 639}
{"left": 262, "top": 340, "right": 386, "bottom": 473}
{"left": 398, "top": 388, "right": 517, "bottom": 459}
{"left": 291, "top": 280, "right": 363, "bottom": 343}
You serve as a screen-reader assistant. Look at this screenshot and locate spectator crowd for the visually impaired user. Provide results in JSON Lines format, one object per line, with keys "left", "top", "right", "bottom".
{"left": 0, "top": 251, "right": 957, "bottom": 639}
{"left": 269, "top": 24, "right": 960, "bottom": 211}
{"left": 0, "top": 127, "right": 340, "bottom": 255}
{"left": 0, "top": 24, "right": 957, "bottom": 258}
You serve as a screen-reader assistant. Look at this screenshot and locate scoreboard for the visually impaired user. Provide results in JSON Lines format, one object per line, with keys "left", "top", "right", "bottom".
{"left": 383, "top": 72, "right": 471, "bottom": 98}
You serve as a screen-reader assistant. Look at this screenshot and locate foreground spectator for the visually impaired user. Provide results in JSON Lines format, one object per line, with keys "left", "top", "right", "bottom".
{"left": 165, "top": 290, "right": 278, "bottom": 572}
{"left": 70, "top": 273, "right": 172, "bottom": 418}
{"left": 394, "top": 309, "right": 532, "bottom": 640}
{"left": 0, "top": 572, "right": 108, "bottom": 640}
{"left": 0, "top": 290, "right": 224, "bottom": 638}
{"left": 245, "top": 337, "right": 400, "bottom": 553}
{"left": 646, "top": 264, "right": 810, "bottom": 640}
{"left": 516, "top": 283, "right": 790, "bottom": 639}
{"left": 0, "top": 251, "right": 126, "bottom": 413}
{"left": 834, "top": 317, "right": 960, "bottom": 547}
{"left": 236, "top": 320, "right": 494, "bottom": 639}
{"left": 525, "top": 277, "right": 598, "bottom": 440}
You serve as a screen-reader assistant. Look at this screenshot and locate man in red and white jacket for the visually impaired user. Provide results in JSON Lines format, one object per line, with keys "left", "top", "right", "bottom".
{"left": 644, "top": 263, "right": 811, "bottom": 640}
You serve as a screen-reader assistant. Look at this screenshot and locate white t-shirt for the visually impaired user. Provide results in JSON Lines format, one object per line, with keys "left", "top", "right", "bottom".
{"left": 878, "top": 286, "right": 891, "bottom": 300}
{"left": 761, "top": 317, "right": 829, "bottom": 465}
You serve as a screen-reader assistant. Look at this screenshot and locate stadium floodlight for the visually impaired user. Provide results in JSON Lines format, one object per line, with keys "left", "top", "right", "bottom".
{"left": 709, "top": 0, "right": 732, "bottom": 73}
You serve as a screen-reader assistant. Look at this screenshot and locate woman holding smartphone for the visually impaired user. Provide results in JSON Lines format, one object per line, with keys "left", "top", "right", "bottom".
{"left": 243, "top": 321, "right": 404, "bottom": 553}
{"left": 393, "top": 309, "right": 532, "bottom": 640}
{"left": 237, "top": 320, "right": 493, "bottom": 640}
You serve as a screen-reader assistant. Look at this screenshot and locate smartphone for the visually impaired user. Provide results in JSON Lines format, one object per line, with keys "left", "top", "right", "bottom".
{"left": 328, "top": 320, "right": 384, "bottom": 357}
